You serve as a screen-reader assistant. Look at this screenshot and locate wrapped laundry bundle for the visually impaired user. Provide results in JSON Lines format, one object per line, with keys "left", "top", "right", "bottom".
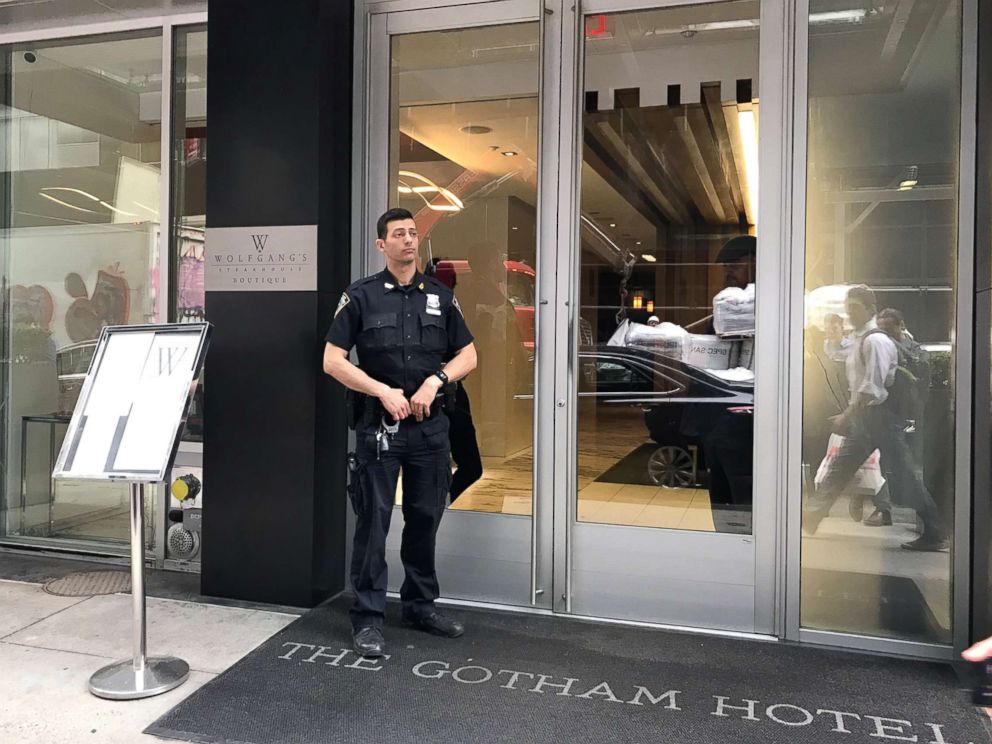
{"left": 713, "top": 283, "right": 755, "bottom": 336}
{"left": 683, "top": 334, "right": 735, "bottom": 370}
{"left": 738, "top": 337, "right": 754, "bottom": 370}
{"left": 624, "top": 321, "right": 688, "bottom": 360}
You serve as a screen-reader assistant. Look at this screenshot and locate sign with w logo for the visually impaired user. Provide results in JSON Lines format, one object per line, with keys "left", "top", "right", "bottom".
{"left": 251, "top": 234, "right": 269, "bottom": 254}
{"left": 204, "top": 225, "right": 317, "bottom": 292}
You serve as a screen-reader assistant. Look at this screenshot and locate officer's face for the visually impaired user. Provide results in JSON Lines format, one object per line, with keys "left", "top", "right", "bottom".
{"left": 376, "top": 218, "right": 420, "bottom": 265}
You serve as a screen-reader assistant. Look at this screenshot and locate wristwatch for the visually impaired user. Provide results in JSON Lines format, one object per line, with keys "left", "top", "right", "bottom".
{"left": 434, "top": 370, "right": 449, "bottom": 385}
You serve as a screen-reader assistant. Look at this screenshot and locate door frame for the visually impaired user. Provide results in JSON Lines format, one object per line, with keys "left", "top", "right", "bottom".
{"left": 553, "top": 0, "right": 792, "bottom": 634}
{"left": 357, "top": 0, "right": 556, "bottom": 610}
{"left": 354, "top": 0, "right": 792, "bottom": 637}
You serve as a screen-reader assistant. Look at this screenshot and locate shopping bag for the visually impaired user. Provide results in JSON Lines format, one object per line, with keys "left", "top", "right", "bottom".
{"left": 813, "top": 433, "right": 885, "bottom": 496}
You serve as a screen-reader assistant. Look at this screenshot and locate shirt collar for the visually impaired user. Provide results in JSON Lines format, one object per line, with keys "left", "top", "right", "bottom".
{"left": 382, "top": 269, "right": 426, "bottom": 293}
{"left": 852, "top": 318, "right": 878, "bottom": 338}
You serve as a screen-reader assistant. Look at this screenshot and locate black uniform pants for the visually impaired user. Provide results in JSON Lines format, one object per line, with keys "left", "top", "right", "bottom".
{"left": 350, "top": 413, "right": 452, "bottom": 629}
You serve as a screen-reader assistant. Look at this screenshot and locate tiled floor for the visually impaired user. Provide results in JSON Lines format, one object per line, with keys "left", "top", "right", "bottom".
{"left": 0, "top": 579, "right": 296, "bottom": 743}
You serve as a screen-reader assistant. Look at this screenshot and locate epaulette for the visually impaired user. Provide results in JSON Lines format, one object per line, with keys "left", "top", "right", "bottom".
{"left": 349, "top": 273, "right": 382, "bottom": 290}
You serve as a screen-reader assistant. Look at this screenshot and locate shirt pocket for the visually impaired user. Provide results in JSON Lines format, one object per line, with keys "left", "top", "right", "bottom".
{"left": 360, "top": 312, "right": 399, "bottom": 348}
{"left": 419, "top": 311, "right": 447, "bottom": 352}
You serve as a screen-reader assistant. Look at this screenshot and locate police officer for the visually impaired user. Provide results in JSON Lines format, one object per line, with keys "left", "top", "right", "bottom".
{"left": 322, "top": 207, "right": 477, "bottom": 658}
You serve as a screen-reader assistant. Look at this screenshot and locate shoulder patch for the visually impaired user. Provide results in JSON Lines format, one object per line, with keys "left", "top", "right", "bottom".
{"left": 334, "top": 292, "right": 351, "bottom": 318}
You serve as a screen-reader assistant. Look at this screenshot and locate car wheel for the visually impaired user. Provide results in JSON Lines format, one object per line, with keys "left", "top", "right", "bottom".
{"left": 648, "top": 446, "right": 695, "bottom": 488}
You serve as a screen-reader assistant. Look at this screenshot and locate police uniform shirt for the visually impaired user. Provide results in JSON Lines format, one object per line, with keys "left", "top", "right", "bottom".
{"left": 326, "top": 269, "right": 474, "bottom": 397}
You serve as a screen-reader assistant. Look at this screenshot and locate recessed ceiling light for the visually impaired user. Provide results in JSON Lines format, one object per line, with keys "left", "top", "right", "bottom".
{"left": 501, "top": 151, "right": 518, "bottom": 157}
{"left": 511, "top": 226, "right": 519, "bottom": 230}
{"left": 609, "top": 223, "right": 617, "bottom": 228}
{"left": 642, "top": 254, "right": 656, "bottom": 262}
{"left": 461, "top": 125, "right": 493, "bottom": 135}
{"left": 636, "top": 241, "right": 642, "bottom": 245}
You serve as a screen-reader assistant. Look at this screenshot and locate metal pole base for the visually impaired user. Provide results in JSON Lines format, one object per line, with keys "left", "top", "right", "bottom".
{"left": 89, "top": 656, "right": 190, "bottom": 700}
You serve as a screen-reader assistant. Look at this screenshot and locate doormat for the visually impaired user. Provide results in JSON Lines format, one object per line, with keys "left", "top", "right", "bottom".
{"left": 146, "top": 598, "right": 989, "bottom": 744}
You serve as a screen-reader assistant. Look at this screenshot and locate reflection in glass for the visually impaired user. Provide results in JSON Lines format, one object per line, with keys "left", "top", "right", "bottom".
{"left": 389, "top": 24, "right": 539, "bottom": 514}
{"left": 799, "top": 0, "right": 960, "bottom": 644}
{"left": 171, "top": 27, "right": 207, "bottom": 444}
{"left": 1, "top": 33, "right": 164, "bottom": 546}
{"left": 576, "top": 1, "right": 759, "bottom": 534}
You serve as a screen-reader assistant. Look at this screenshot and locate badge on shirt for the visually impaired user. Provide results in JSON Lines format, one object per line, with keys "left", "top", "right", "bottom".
{"left": 334, "top": 292, "right": 351, "bottom": 317}
{"left": 426, "top": 293, "right": 442, "bottom": 316}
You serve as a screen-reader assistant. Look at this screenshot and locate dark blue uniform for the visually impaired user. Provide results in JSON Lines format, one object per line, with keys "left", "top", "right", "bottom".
{"left": 326, "top": 269, "right": 473, "bottom": 629}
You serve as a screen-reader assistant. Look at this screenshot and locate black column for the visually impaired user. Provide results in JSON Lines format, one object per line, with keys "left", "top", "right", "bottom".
{"left": 201, "top": 0, "right": 353, "bottom": 607}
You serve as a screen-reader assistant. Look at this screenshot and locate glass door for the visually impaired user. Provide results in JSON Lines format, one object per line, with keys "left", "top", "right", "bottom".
{"left": 558, "top": 0, "right": 788, "bottom": 632}
{"left": 365, "top": 0, "right": 550, "bottom": 608}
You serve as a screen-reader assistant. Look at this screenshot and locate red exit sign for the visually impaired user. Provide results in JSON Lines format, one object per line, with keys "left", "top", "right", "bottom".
{"left": 585, "top": 15, "right": 611, "bottom": 38}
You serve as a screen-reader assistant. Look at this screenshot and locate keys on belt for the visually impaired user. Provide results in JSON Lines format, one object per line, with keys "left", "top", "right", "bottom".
{"left": 375, "top": 416, "right": 400, "bottom": 459}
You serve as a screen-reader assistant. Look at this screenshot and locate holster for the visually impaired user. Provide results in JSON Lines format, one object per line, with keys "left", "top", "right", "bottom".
{"left": 346, "top": 451, "right": 364, "bottom": 516}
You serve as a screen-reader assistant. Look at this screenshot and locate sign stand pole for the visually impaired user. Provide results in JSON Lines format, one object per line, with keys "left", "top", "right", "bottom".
{"left": 88, "top": 482, "right": 190, "bottom": 700}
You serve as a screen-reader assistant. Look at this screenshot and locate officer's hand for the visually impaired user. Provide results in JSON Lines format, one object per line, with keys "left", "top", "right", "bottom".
{"left": 410, "top": 379, "right": 441, "bottom": 422}
{"left": 379, "top": 388, "right": 411, "bottom": 420}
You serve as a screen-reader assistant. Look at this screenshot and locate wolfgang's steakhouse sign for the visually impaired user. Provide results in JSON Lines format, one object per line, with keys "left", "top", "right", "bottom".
{"left": 278, "top": 642, "right": 971, "bottom": 743}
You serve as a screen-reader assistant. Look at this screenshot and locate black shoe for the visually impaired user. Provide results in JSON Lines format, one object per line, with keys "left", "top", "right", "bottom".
{"left": 848, "top": 495, "right": 865, "bottom": 522}
{"left": 863, "top": 508, "right": 892, "bottom": 527}
{"left": 900, "top": 535, "right": 949, "bottom": 552}
{"left": 353, "top": 626, "right": 385, "bottom": 658}
{"left": 402, "top": 611, "right": 465, "bottom": 638}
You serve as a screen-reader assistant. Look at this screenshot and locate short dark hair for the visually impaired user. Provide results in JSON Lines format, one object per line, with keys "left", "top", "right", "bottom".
{"left": 877, "top": 307, "right": 905, "bottom": 327}
{"left": 846, "top": 285, "right": 877, "bottom": 313}
{"left": 377, "top": 207, "right": 414, "bottom": 240}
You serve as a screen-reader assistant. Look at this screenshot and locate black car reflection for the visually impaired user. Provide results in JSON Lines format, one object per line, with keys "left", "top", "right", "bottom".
{"left": 579, "top": 345, "right": 754, "bottom": 495}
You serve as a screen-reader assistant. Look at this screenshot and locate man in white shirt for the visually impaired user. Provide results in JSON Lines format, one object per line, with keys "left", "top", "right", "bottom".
{"left": 803, "top": 286, "right": 947, "bottom": 551}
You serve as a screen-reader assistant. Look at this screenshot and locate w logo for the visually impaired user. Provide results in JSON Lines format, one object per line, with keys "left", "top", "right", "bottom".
{"left": 251, "top": 234, "right": 269, "bottom": 254}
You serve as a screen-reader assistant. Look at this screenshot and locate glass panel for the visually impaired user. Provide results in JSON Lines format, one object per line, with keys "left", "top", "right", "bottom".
{"left": 799, "top": 0, "right": 960, "bottom": 644}
{"left": 576, "top": 1, "right": 759, "bottom": 534}
{"left": 0, "top": 33, "right": 164, "bottom": 546}
{"left": 389, "top": 24, "right": 539, "bottom": 514}
{"left": 171, "top": 26, "right": 207, "bottom": 444}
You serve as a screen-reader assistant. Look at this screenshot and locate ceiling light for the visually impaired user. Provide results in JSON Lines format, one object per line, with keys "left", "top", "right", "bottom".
{"left": 898, "top": 180, "right": 917, "bottom": 191}
{"left": 636, "top": 241, "right": 642, "bottom": 246}
{"left": 609, "top": 222, "right": 617, "bottom": 228}
{"left": 38, "top": 192, "right": 100, "bottom": 214}
{"left": 42, "top": 186, "right": 99, "bottom": 201}
{"left": 809, "top": 9, "right": 868, "bottom": 25}
{"left": 738, "top": 108, "right": 759, "bottom": 226}
{"left": 501, "top": 151, "right": 518, "bottom": 157}
{"left": 511, "top": 226, "right": 519, "bottom": 230}
{"left": 461, "top": 125, "right": 493, "bottom": 135}
{"left": 641, "top": 254, "right": 656, "bottom": 262}
{"left": 397, "top": 170, "right": 463, "bottom": 212}
{"left": 99, "top": 201, "right": 140, "bottom": 218}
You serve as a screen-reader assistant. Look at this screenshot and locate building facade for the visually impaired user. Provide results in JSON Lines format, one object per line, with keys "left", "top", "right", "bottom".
{"left": 1, "top": 0, "right": 990, "bottom": 661}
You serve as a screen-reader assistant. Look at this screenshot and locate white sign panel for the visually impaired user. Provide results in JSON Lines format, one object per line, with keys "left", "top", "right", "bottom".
{"left": 205, "top": 224, "right": 317, "bottom": 292}
{"left": 53, "top": 324, "right": 211, "bottom": 482}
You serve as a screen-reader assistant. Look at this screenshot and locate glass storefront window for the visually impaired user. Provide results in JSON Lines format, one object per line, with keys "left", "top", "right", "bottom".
{"left": 388, "top": 24, "right": 539, "bottom": 515}
{"left": 576, "top": 1, "right": 759, "bottom": 534}
{"left": 1, "top": 33, "right": 165, "bottom": 546}
{"left": 171, "top": 26, "right": 207, "bottom": 443}
{"left": 799, "top": 0, "right": 961, "bottom": 644}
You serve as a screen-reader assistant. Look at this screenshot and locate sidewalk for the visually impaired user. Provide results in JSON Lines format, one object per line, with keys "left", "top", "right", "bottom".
{"left": 0, "top": 574, "right": 297, "bottom": 743}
